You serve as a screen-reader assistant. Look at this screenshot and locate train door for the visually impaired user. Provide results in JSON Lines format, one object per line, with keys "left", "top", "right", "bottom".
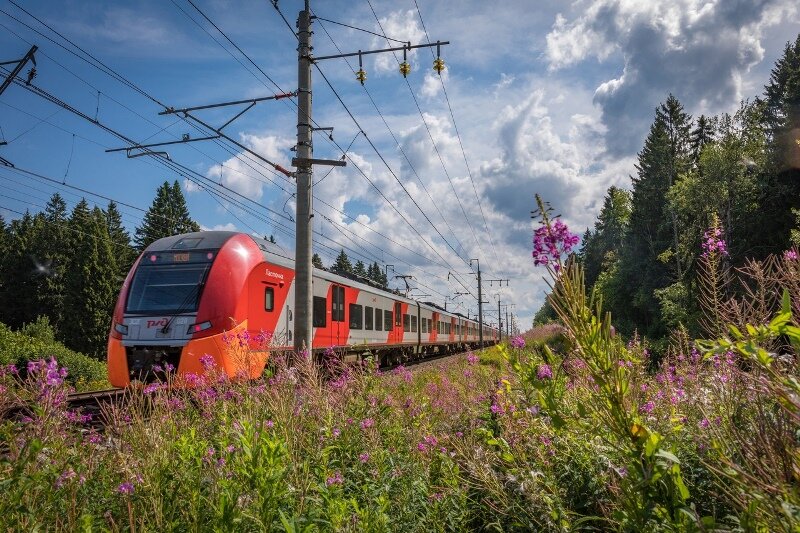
{"left": 331, "top": 284, "right": 345, "bottom": 345}
{"left": 393, "top": 301, "right": 402, "bottom": 344}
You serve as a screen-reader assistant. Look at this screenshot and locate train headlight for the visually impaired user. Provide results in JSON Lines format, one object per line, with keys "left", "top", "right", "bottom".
{"left": 187, "top": 321, "right": 212, "bottom": 335}
{"left": 114, "top": 322, "right": 128, "bottom": 335}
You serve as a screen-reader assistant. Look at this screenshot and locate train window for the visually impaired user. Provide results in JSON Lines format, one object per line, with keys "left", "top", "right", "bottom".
{"left": 349, "top": 304, "right": 363, "bottom": 329}
{"left": 313, "top": 296, "right": 326, "bottom": 327}
{"left": 428, "top": 318, "right": 432, "bottom": 333}
{"left": 332, "top": 286, "right": 345, "bottom": 322}
{"left": 421, "top": 317, "right": 427, "bottom": 333}
{"left": 411, "top": 315, "right": 417, "bottom": 333}
{"left": 265, "top": 287, "right": 275, "bottom": 311}
{"left": 375, "top": 308, "right": 382, "bottom": 331}
{"left": 384, "top": 310, "right": 392, "bottom": 331}
{"left": 395, "top": 303, "right": 402, "bottom": 326}
{"left": 403, "top": 314, "right": 410, "bottom": 332}
{"left": 365, "top": 306, "right": 373, "bottom": 330}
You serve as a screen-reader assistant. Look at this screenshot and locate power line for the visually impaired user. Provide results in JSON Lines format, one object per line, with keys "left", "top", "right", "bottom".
{"left": 411, "top": 0, "right": 502, "bottom": 273}
{"left": 365, "top": 0, "right": 488, "bottom": 270}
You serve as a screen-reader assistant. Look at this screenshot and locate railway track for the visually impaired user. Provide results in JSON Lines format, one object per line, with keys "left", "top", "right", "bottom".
{"left": 1, "top": 388, "right": 127, "bottom": 430}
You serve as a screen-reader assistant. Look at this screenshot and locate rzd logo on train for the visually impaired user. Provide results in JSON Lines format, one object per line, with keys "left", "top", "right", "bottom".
{"left": 146, "top": 318, "right": 168, "bottom": 328}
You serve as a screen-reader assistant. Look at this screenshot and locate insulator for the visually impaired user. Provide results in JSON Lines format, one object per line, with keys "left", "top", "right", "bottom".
{"left": 433, "top": 57, "right": 445, "bottom": 74}
{"left": 399, "top": 61, "right": 411, "bottom": 77}
{"left": 356, "top": 68, "right": 367, "bottom": 85}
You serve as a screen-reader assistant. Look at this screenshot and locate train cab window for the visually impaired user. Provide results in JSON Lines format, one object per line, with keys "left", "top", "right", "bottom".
{"left": 395, "top": 303, "right": 402, "bottom": 326}
{"left": 349, "top": 304, "right": 363, "bottom": 329}
{"left": 365, "top": 306, "right": 373, "bottom": 330}
{"left": 313, "top": 296, "right": 326, "bottom": 327}
{"left": 332, "top": 286, "right": 345, "bottom": 322}
{"left": 403, "top": 314, "right": 410, "bottom": 332}
{"left": 384, "top": 310, "right": 392, "bottom": 331}
{"left": 411, "top": 315, "right": 417, "bottom": 333}
{"left": 375, "top": 308, "right": 383, "bottom": 331}
{"left": 265, "top": 287, "right": 275, "bottom": 311}
{"left": 421, "top": 317, "right": 427, "bottom": 333}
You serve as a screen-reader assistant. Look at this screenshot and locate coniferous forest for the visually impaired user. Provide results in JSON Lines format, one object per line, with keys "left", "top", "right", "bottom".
{"left": 0, "top": 180, "right": 198, "bottom": 358}
{"left": 536, "top": 35, "right": 800, "bottom": 352}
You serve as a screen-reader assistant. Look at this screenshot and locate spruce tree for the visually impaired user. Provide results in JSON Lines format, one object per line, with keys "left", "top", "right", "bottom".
{"left": 331, "top": 249, "right": 353, "bottom": 274}
{"left": 353, "top": 260, "right": 367, "bottom": 278}
{"left": 27, "top": 194, "right": 70, "bottom": 331}
{"left": 134, "top": 180, "right": 200, "bottom": 251}
{"left": 758, "top": 34, "right": 800, "bottom": 251}
{"left": 62, "top": 201, "right": 118, "bottom": 356}
{"left": 312, "top": 253, "right": 324, "bottom": 269}
{"left": 0, "top": 212, "right": 37, "bottom": 328}
{"left": 105, "top": 201, "right": 136, "bottom": 280}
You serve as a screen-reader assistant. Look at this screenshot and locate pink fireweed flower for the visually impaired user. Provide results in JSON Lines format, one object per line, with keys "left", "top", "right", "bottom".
{"left": 639, "top": 401, "right": 655, "bottom": 414}
{"left": 332, "top": 427, "right": 341, "bottom": 438}
{"left": 326, "top": 471, "right": 344, "bottom": 486}
{"left": 537, "top": 364, "right": 553, "bottom": 380}
{"left": 510, "top": 336, "right": 526, "bottom": 349}
{"left": 199, "top": 354, "right": 216, "bottom": 370}
{"left": 117, "top": 482, "right": 135, "bottom": 495}
{"left": 466, "top": 352, "right": 478, "bottom": 365}
{"left": 360, "top": 418, "right": 375, "bottom": 430}
{"left": 532, "top": 213, "right": 580, "bottom": 270}
{"left": 784, "top": 249, "right": 798, "bottom": 261}
{"left": 701, "top": 225, "right": 728, "bottom": 258}
{"left": 359, "top": 453, "right": 370, "bottom": 463}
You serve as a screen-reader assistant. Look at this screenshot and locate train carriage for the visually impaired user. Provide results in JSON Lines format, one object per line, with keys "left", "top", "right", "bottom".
{"left": 108, "top": 231, "right": 496, "bottom": 387}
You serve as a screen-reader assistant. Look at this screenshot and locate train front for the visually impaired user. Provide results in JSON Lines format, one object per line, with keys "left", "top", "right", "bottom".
{"left": 107, "top": 231, "right": 261, "bottom": 387}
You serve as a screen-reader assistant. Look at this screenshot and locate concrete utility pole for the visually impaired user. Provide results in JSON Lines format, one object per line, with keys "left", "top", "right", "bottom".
{"left": 497, "top": 297, "right": 502, "bottom": 342}
{"left": 470, "top": 259, "right": 484, "bottom": 347}
{"left": 291, "top": 2, "right": 445, "bottom": 352}
{"left": 294, "top": 1, "right": 314, "bottom": 352}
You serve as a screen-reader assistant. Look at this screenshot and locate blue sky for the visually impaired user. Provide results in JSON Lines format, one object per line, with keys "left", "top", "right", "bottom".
{"left": 1, "top": 0, "right": 799, "bottom": 329}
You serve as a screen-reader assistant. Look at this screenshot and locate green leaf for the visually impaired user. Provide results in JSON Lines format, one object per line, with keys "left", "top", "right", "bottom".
{"left": 655, "top": 449, "right": 680, "bottom": 464}
{"left": 782, "top": 289, "right": 791, "bottom": 314}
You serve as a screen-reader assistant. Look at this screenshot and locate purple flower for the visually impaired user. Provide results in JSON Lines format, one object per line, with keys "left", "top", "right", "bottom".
{"left": 326, "top": 471, "right": 344, "bottom": 486}
{"left": 784, "top": 249, "right": 798, "bottom": 261}
{"left": 117, "top": 482, "right": 135, "bottom": 495}
{"left": 532, "top": 216, "right": 580, "bottom": 268}
{"left": 639, "top": 401, "right": 655, "bottom": 414}
{"left": 199, "top": 354, "right": 216, "bottom": 370}
{"left": 360, "top": 418, "right": 375, "bottom": 430}
{"left": 701, "top": 225, "right": 729, "bottom": 258}
{"left": 359, "top": 453, "right": 370, "bottom": 463}
{"left": 332, "top": 428, "right": 341, "bottom": 438}
{"left": 466, "top": 352, "right": 478, "bottom": 365}
{"left": 699, "top": 418, "right": 710, "bottom": 429}
{"left": 510, "top": 336, "right": 526, "bottom": 349}
{"left": 537, "top": 364, "right": 553, "bottom": 380}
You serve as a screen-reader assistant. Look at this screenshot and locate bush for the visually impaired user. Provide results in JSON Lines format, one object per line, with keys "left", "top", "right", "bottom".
{"left": 0, "top": 317, "right": 108, "bottom": 390}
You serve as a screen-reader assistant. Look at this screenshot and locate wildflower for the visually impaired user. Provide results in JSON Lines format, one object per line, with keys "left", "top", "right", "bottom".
{"left": 226, "top": 445, "right": 235, "bottom": 453}
{"left": 54, "top": 468, "right": 76, "bottom": 489}
{"left": 510, "top": 336, "right": 526, "bottom": 349}
{"left": 699, "top": 418, "right": 710, "bottom": 429}
{"left": 466, "top": 352, "right": 478, "bottom": 365}
{"left": 360, "top": 418, "right": 375, "bottom": 430}
{"left": 332, "top": 427, "right": 341, "bottom": 438}
{"left": 143, "top": 383, "right": 161, "bottom": 395}
{"left": 359, "top": 453, "right": 370, "bottom": 463}
{"left": 216, "top": 457, "right": 226, "bottom": 468}
{"left": 490, "top": 403, "right": 503, "bottom": 415}
{"left": 701, "top": 224, "right": 728, "bottom": 258}
{"left": 265, "top": 419, "right": 274, "bottom": 429}
{"left": 536, "top": 364, "right": 553, "bottom": 380}
{"left": 532, "top": 216, "right": 580, "bottom": 270}
{"left": 639, "top": 401, "right": 655, "bottom": 414}
{"left": 784, "top": 249, "right": 798, "bottom": 261}
{"left": 199, "top": 354, "right": 216, "bottom": 370}
{"left": 326, "top": 471, "right": 344, "bottom": 486}
{"left": 117, "top": 482, "right": 135, "bottom": 495}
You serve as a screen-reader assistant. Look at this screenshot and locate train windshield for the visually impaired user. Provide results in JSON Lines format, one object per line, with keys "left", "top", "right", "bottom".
{"left": 126, "top": 263, "right": 211, "bottom": 314}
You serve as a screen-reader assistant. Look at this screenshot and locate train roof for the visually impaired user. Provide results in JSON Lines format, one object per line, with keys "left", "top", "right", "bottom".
{"left": 147, "top": 232, "right": 478, "bottom": 324}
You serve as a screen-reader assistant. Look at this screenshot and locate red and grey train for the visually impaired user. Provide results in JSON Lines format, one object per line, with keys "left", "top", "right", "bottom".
{"left": 107, "top": 231, "right": 497, "bottom": 387}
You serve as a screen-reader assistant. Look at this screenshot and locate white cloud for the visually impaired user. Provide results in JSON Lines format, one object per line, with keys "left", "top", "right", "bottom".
{"left": 545, "top": 0, "right": 800, "bottom": 154}
{"left": 200, "top": 222, "right": 238, "bottom": 232}
{"left": 371, "top": 10, "right": 426, "bottom": 75}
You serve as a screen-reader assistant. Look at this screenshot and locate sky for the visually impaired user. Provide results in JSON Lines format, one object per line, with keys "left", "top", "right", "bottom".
{"left": 1, "top": 0, "right": 799, "bottom": 330}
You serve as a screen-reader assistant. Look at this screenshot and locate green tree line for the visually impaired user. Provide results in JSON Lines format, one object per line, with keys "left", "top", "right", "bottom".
{"left": 536, "top": 35, "right": 800, "bottom": 350}
{"left": 0, "top": 180, "right": 198, "bottom": 358}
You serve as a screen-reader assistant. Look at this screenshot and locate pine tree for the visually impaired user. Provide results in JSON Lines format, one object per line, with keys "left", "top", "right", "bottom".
{"left": 312, "top": 253, "right": 324, "bottom": 269}
{"left": 353, "top": 260, "right": 367, "bottom": 278}
{"left": 331, "top": 249, "right": 353, "bottom": 274}
{"left": 62, "top": 201, "right": 118, "bottom": 356}
{"left": 134, "top": 180, "right": 200, "bottom": 251}
{"left": 689, "top": 114, "right": 715, "bottom": 168}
